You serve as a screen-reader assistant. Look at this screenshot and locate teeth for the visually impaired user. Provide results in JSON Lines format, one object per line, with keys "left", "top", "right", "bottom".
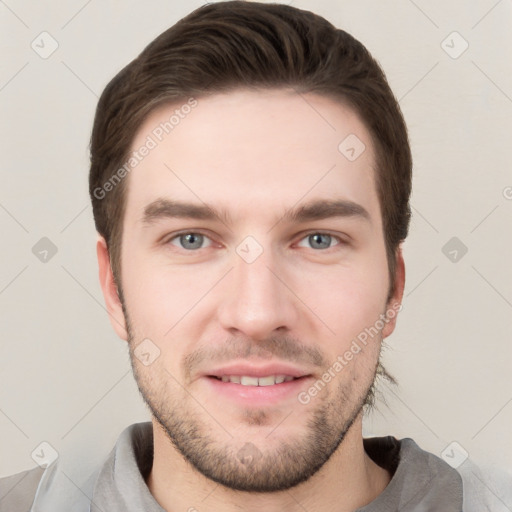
{"left": 240, "top": 376, "right": 259, "bottom": 386}
{"left": 218, "top": 375, "right": 295, "bottom": 386}
{"left": 258, "top": 375, "right": 276, "bottom": 387}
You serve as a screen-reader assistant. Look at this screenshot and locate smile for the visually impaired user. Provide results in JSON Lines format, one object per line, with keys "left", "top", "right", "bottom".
{"left": 213, "top": 375, "right": 296, "bottom": 386}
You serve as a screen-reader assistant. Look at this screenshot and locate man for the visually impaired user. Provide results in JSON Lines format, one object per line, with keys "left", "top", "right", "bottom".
{"left": 0, "top": 1, "right": 495, "bottom": 511}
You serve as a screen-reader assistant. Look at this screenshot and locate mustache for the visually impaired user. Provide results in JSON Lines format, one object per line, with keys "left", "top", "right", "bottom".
{"left": 183, "top": 335, "right": 327, "bottom": 379}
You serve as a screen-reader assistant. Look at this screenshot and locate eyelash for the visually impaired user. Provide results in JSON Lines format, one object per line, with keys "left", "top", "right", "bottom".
{"left": 163, "top": 230, "right": 347, "bottom": 251}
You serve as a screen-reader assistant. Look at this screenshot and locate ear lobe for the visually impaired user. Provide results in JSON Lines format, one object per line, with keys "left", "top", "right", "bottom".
{"left": 96, "top": 235, "right": 128, "bottom": 341}
{"left": 381, "top": 246, "right": 405, "bottom": 339}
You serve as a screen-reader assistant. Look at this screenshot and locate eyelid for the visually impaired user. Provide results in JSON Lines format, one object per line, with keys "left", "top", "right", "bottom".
{"left": 161, "top": 229, "right": 349, "bottom": 250}
{"left": 164, "top": 230, "right": 216, "bottom": 248}
{"left": 294, "top": 231, "right": 348, "bottom": 248}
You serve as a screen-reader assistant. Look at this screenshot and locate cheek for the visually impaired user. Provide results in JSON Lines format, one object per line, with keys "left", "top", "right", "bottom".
{"left": 121, "top": 227, "right": 390, "bottom": 350}
{"left": 121, "top": 261, "right": 222, "bottom": 379}
{"left": 122, "top": 248, "right": 212, "bottom": 331}
{"left": 295, "top": 260, "right": 389, "bottom": 341}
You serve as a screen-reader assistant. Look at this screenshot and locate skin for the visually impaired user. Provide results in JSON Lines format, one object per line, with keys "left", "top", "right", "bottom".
{"left": 97, "top": 88, "right": 405, "bottom": 512}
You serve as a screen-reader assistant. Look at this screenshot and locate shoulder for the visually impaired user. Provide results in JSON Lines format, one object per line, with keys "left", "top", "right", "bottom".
{"left": 363, "top": 436, "right": 464, "bottom": 511}
{"left": 0, "top": 466, "right": 45, "bottom": 512}
{"left": 457, "top": 459, "right": 512, "bottom": 511}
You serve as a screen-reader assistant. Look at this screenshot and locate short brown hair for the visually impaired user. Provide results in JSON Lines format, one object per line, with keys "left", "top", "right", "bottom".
{"left": 89, "top": 1, "right": 412, "bottom": 298}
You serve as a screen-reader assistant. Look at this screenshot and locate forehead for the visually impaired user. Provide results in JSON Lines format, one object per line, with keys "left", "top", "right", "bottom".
{"left": 124, "top": 88, "right": 379, "bottom": 226}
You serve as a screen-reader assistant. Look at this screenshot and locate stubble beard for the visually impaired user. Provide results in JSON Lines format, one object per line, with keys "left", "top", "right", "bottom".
{"left": 128, "top": 338, "right": 379, "bottom": 492}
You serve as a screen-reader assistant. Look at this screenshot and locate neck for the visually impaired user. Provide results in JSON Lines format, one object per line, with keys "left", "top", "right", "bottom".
{"left": 146, "top": 414, "right": 391, "bottom": 512}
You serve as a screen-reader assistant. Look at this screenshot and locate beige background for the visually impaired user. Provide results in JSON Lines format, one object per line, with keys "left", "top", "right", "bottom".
{"left": 1, "top": 0, "right": 511, "bottom": 500}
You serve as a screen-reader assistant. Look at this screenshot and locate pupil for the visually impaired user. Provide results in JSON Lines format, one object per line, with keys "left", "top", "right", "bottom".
{"left": 182, "top": 233, "right": 202, "bottom": 249}
{"left": 311, "top": 234, "right": 330, "bottom": 249}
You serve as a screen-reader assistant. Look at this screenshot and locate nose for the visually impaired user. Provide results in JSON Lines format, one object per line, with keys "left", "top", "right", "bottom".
{"left": 217, "top": 245, "right": 299, "bottom": 340}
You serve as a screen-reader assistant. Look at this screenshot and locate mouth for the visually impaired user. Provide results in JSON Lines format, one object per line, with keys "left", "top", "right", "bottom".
{"left": 209, "top": 374, "right": 299, "bottom": 386}
{"left": 201, "top": 364, "right": 313, "bottom": 405}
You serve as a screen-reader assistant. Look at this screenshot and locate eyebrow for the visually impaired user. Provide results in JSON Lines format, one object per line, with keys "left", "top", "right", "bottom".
{"left": 140, "top": 197, "right": 371, "bottom": 227}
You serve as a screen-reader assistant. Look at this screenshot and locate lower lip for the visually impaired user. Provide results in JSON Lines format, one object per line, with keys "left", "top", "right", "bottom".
{"left": 203, "top": 376, "right": 312, "bottom": 406}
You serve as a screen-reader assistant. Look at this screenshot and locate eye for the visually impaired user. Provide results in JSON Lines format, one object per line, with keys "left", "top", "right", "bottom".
{"left": 297, "top": 233, "right": 342, "bottom": 250}
{"left": 168, "top": 232, "right": 213, "bottom": 250}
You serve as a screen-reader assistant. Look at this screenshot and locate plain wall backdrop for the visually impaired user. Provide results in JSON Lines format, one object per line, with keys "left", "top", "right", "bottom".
{"left": 1, "top": 0, "right": 511, "bottom": 497}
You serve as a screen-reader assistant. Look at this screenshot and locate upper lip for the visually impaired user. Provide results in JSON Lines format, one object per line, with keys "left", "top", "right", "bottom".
{"left": 204, "top": 362, "right": 311, "bottom": 379}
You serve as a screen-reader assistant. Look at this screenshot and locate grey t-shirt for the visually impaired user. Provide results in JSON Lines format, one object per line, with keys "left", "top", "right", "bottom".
{"left": 0, "top": 421, "right": 492, "bottom": 511}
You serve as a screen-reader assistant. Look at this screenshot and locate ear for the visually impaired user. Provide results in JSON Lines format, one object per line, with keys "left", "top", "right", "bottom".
{"left": 381, "top": 246, "right": 405, "bottom": 339}
{"left": 96, "top": 235, "right": 128, "bottom": 341}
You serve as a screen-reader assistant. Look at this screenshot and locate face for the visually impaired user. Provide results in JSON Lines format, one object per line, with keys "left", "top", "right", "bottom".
{"left": 99, "top": 88, "right": 404, "bottom": 492}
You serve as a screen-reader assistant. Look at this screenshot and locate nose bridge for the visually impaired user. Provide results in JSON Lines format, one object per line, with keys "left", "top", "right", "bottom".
{"left": 218, "top": 239, "right": 297, "bottom": 337}
{"left": 236, "top": 244, "right": 277, "bottom": 300}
